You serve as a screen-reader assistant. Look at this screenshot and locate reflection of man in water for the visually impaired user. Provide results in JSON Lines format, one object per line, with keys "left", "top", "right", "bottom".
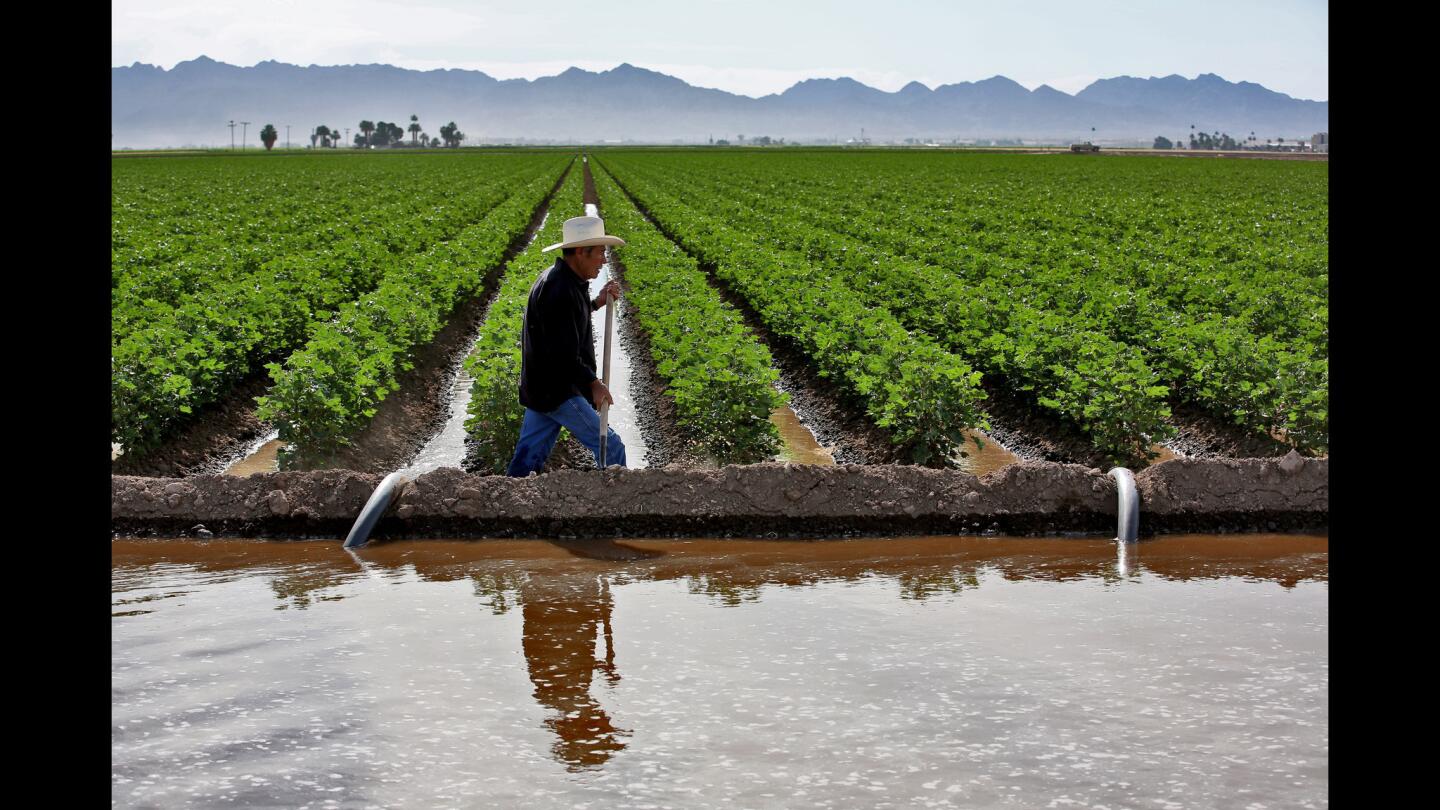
{"left": 520, "top": 573, "right": 629, "bottom": 770}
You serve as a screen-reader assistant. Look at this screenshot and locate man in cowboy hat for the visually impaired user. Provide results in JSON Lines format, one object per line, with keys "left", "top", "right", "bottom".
{"left": 506, "top": 215, "right": 628, "bottom": 476}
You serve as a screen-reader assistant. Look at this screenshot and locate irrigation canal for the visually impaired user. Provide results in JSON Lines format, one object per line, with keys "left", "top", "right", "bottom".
{"left": 113, "top": 533, "right": 1328, "bottom": 808}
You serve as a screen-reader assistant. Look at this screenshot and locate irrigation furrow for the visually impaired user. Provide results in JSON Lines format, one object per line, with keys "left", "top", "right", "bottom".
{"left": 580, "top": 199, "right": 651, "bottom": 467}
{"left": 305, "top": 160, "right": 576, "bottom": 475}
{"left": 593, "top": 157, "right": 902, "bottom": 466}
{"left": 589, "top": 158, "right": 833, "bottom": 467}
{"left": 112, "top": 156, "right": 562, "bottom": 462}
{"left": 113, "top": 157, "right": 568, "bottom": 477}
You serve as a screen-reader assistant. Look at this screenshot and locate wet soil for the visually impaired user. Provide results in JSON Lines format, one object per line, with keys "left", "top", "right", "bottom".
{"left": 1163, "top": 401, "right": 1299, "bottom": 459}
{"left": 112, "top": 453, "right": 1328, "bottom": 540}
{"left": 111, "top": 370, "right": 275, "bottom": 478}
{"left": 537, "top": 434, "right": 599, "bottom": 472}
{"left": 294, "top": 162, "right": 573, "bottom": 474}
{"left": 971, "top": 380, "right": 1114, "bottom": 468}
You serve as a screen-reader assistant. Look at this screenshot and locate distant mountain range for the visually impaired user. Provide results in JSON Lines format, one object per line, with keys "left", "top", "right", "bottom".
{"left": 111, "top": 57, "right": 1329, "bottom": 148}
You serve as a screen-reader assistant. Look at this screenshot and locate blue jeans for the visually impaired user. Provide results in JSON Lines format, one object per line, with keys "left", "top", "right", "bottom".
{"left": 506, "top": 395, "right": 628, "bottom": 476}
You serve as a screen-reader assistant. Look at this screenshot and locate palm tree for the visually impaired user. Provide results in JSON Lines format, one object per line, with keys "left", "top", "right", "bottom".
{"left": 409, "top": 114, "right": 421, "bottom": 146}
{"left": 359, "top": 120, "right": 375, "bottom": 147}
{"left": 315, "top": 125, "right": 331, "bottom": 148}
{"left": 439, "top": 121, "right": 465, "bottom": 147}
{"left": 260, "top": 124, "right": 278, "bottom": 150}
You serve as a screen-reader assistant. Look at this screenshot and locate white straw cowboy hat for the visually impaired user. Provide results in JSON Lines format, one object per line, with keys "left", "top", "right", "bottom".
{"left": 542, "top": 215, "right": 627, "bottom": 252}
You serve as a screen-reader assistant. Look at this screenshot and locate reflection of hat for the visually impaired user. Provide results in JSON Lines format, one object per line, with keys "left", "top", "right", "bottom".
{"left": 542, "top": 216, "right": 627, "bottom": 252}
{"left": 547, "top": 709, "right": 630, "bottom": 771}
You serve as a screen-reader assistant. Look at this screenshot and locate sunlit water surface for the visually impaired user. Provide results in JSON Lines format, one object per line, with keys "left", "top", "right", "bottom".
{"left": 113, "top": 535, "right": 1327, "bottom": 809}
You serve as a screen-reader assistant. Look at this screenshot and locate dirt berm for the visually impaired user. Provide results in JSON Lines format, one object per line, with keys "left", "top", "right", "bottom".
{"left": 112, "top": 452, "right": 1327, "bottom": 539}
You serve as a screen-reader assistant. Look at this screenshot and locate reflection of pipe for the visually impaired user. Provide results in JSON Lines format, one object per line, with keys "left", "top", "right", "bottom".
{"left": 1116, "top": 537, "right": 1139, "bottom": 577}
{"left": 343, "top": 472, "right": 406, "bottom": 549}
{"left": 1108, "top": 467, "right": 1139, "bottom": 543}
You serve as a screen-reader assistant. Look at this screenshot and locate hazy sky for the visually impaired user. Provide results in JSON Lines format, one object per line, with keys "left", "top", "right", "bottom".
{"left": 112, "top": 0, "right": 1328, "bottom": 100}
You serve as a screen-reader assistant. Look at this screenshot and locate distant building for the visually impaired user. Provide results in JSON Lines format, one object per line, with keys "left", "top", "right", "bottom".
{"left": 1311, "top": 132, "right": 1328, "bottom": 153}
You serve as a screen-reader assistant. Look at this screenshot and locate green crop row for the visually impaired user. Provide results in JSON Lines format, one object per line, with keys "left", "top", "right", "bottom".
{"left": 605, "top": 157, "right": 1172, "bottom": 458}
{"left": 596, "top": 157, "right": 987, "bottom": 465}
{"left": 590, "top": 160, "right": 784, "bottom": 463}
{"left": 254, "top": 161, "right": 571, "bottom": 462}
{"left": 112, "top": 154, "right": 535, "bottom": 300}
{"left": 113, "top": 158, "right": 537, "bottom": 342}
{"left": 112, "top": 156, "right": 566, "bottom": 455}
{"left": 683, "top": 153, "right": 1327, "bottom": 358}
{"left": 462, "top": 164, "right": 586, "bottom": 473}
{"left": 601, "top": 151, "right": 1326, "bottom": 456}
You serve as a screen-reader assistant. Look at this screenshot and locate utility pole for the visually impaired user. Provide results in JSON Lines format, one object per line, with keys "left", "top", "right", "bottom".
{"left": 240, "top": 121, "right": 250, "bottom": 150}
{"left": 344, "top": 127, "right": 350, "bottom": 148}
{"left": 228, "top": 120, "right": 236, "bottom": 150}
{"left": 285, "top": 124, "right": 291, "bottom": 150}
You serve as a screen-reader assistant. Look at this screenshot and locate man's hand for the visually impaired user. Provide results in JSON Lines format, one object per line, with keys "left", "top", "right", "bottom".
{"left": 593, "top": 279, "right": 622, "bottom": 310}
{"left": 590, "top": 379, "right": 614, "bottom": 408}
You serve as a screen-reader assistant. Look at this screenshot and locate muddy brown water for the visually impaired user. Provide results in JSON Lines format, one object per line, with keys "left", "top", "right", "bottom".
{"left": 113, "top": 534, "right": 1326, "bottom": 808}
{"left": 224, "top": 433, "right": 281, "bottom": 476}
{"left": 769, "top": 406, "right": 835, "bottom": 465}
{"left": 954, "top": 429, "right": 1021, "bottom": 476}
{"left": 1149, "top": 444, "right": 1180, "bottom": 466}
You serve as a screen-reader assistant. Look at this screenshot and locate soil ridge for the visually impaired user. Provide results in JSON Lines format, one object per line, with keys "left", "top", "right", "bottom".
{"left": 112, "top": 453, "right": 1328, "bottom": 539}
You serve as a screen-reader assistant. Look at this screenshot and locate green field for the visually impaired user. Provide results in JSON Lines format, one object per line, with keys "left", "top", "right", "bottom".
{"left": 112, "top": 151, "right": 567, "bottom": 455}
{"left": 112, "top": 149, "right": 1327, "bottom": 468}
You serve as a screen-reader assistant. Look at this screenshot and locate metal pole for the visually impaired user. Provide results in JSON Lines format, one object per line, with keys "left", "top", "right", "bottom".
{"left": 597, "top": 283, "right": 615, "bottom": 469}
{"left": 228, "top": 120, "right": 236, "bottom": 150}
{"left": 240, "top": 121, "right": 249, "bottom": 150}
{"left": 285, "top": 124, "right": 290, "bottom": 150}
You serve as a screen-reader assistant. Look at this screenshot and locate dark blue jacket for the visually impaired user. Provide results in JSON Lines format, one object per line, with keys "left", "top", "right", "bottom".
{"left": 518, "top": 257, "right": 597, "bottom": 412}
